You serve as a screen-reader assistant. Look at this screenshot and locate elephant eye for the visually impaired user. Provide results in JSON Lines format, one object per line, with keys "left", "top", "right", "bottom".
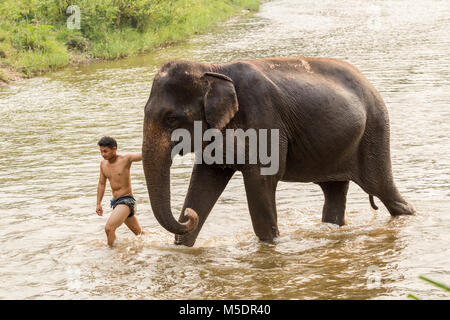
{"left": 165, "top": 113, "right": 180, "bottom": 127}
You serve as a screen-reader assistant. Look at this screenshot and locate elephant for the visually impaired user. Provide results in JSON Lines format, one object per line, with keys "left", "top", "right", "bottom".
{"left": 142, "top": 57, "right": 415, "bottom": 247}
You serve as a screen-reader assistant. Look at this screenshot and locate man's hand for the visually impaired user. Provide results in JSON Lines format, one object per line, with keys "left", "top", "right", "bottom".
{"left": 97, "top": 162, "right": 106, "bottom": 216}
{"left": 96, "top": 204, "right": 103, "bottom": 216}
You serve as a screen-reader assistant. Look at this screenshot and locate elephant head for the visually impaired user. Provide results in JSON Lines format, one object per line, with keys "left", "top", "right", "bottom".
{"left": 142, "top": 61, "right": 239, "bottom": 237}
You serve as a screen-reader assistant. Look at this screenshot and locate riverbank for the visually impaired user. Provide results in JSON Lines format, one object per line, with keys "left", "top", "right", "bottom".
{"left": 0, "top": 0, "right": 261, "bottom": 85}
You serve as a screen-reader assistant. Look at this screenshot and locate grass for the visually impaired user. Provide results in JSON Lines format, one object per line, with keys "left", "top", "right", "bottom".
{"left": 0, "top": 0, "right": 261, "bottom": 83}
{"left": 0, "top": 69, "right": 7, "bottom": 82}
{"left": 408, "top": 276, "right": 450, "bottom": 300}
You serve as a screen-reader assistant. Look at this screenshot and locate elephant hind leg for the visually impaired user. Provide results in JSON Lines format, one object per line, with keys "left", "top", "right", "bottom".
{"left": 355, "top": 177, "right": 415, "bottom": 216}
{"left": 382, "top": 197, "right": 415, "bottom": 216}
{"left": 318, "top": 181, "right": 349, "bottom": 226}
{"left": 377, "top": 185, "right": 415, "bottom": 216}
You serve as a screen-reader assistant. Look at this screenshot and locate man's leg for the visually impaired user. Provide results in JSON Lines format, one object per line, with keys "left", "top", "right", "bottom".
{"left": 105, "top": 204, "right": 130, "bottom": 246}
{"left": 124, "top": 215, "right": 143, "bottom": 235}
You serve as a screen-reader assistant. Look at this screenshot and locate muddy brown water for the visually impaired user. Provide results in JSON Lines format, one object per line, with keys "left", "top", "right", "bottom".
{"left": 0, "top": 0, "right": 449, "bottom": 299}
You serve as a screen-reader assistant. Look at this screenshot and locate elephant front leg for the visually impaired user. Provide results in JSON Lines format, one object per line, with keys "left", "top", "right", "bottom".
{"left": 243, "top": 169, "right": 280, "bottom": 242}
{"left": 175, "top": 163, "right": 235, "bottom": 247}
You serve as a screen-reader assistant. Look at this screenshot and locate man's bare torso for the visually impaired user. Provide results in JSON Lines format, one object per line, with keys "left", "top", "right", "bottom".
{"left": 101, "top": 155, "right": 133, "bottom": 199}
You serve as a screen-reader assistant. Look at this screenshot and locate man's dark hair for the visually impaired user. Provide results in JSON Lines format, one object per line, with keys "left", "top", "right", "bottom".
{"left": 97, "top": 136, "right": 117, "bottom": 149}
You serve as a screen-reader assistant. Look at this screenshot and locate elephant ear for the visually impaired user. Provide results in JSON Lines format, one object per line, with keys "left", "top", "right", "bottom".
{"left": 202, "top": 72, "right": 239, "bottom": 130}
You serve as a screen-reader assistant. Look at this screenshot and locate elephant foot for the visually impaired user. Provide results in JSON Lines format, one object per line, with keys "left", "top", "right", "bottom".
{"left": 174, "top": 232, "right": 197, "bottom": 247}
{"left": 384, "top": 199, "right": 415, "bottom": 216}
{"left": 255, "top": 225, "right": 280, "bottom": 243}
{"left": 322, "top": 214, "right": 345, "bottom": 226}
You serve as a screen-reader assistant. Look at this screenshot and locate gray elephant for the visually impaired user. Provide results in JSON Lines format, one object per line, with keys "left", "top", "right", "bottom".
{"left": 142, "top": 57, "right": 415, "bottom": 246}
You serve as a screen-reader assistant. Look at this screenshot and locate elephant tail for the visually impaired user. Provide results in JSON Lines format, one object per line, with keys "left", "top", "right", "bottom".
{"left": 369, "top": 195, "right": 379, "bottom": 210}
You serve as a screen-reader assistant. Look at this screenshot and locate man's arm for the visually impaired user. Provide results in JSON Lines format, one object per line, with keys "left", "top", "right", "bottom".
{"left": 96, "top": 163, "right": 107, "bottom": 216}
{"left": 126, "top": 153, "right": 142, "bottom": 163}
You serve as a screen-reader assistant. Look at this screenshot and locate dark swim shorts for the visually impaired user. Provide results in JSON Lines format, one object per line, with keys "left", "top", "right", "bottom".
{"left": 110, "top": 195, "right": 136, "bottom": 218}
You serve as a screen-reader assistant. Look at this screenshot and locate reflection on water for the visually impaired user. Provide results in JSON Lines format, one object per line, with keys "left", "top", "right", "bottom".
{"left": 0, "top": 0, "right": 449, "bottom": 299}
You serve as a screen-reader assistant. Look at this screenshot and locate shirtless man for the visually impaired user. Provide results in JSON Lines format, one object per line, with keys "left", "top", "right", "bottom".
{"left": 96, "top": 136, "right": 143, "bottom": 246}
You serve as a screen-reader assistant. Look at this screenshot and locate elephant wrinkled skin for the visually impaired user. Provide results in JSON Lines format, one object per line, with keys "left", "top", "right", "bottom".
{"left": 142, "top": 57, "right": 415, "bottom": 247}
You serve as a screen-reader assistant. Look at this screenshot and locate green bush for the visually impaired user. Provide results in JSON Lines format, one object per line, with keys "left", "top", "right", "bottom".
{"left": 10, "top": 24, "right": 56, "bottom": 51}
{"left": 0, "top": 0, "right": 261, "bottom": 80}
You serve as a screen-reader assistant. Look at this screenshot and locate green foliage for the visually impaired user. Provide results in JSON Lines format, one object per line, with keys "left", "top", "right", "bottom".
{"left": 0, "top": 69, "right": 7, "bottom": 82}
{"left": 418, "top": 276, "right": 450, "bottom": 292}
{"left": 11, "top": 24, "right": 56, "bottom": 51}
{"left": 56, "top": 28, "right": 90, "bottom": 51}
{"left": 408, "top": 276, "right": 450, "bottom": 300}
{"left": 407, "top": 293, "right": 421, "bottom": 300}
{"left": 0, "top": 0, "right": 261, "bottom": 80}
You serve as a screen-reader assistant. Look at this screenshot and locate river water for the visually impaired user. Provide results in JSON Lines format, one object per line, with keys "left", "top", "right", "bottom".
{"left": 0, "top": 0, "right": 449, "bottom": 299}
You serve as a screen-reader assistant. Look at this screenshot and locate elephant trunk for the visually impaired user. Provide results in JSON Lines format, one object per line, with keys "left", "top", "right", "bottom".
{"left": 142, "top": 124, "right": 198, "bottom": 235}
